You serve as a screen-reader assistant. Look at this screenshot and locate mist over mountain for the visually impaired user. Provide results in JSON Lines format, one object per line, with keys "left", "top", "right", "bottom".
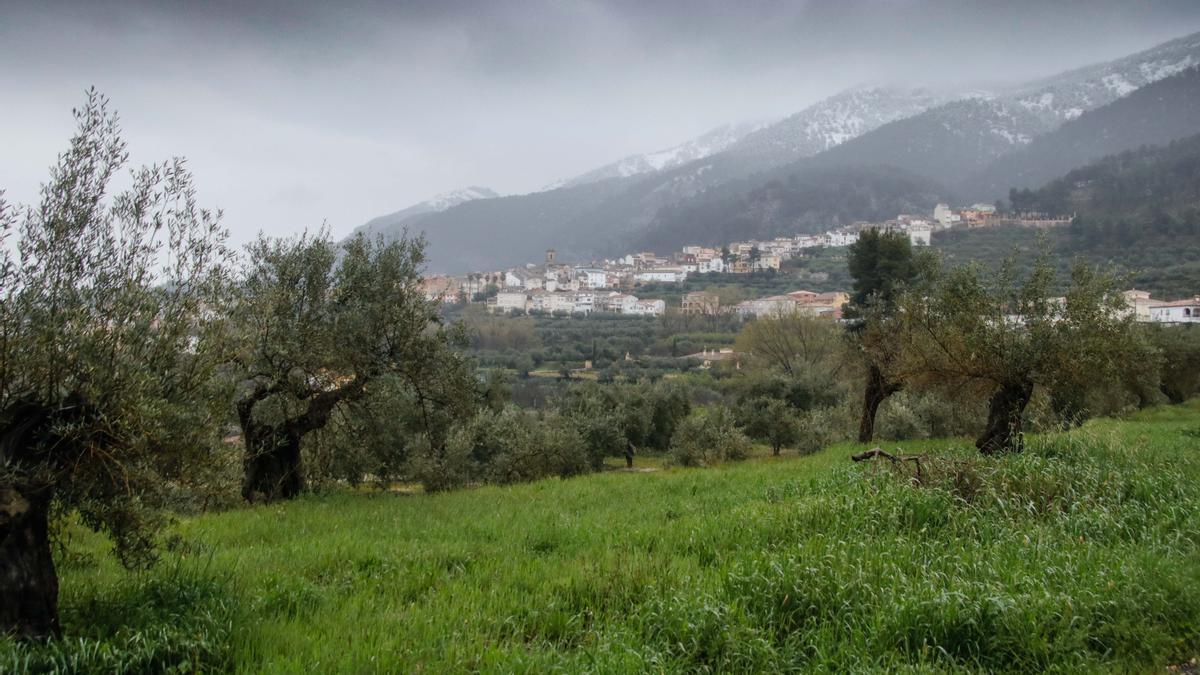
{"left": 794, "top": 31, "right": 1200, "bottom": 189}
{"left": 547, "top": 121, "right": 771, "bottom": 190}
{"left": 632, "top": 165, "right": 947, "bottom": 254}
{"left": 721, "top": 86, "right": 960, "bottom": 168}
{"left": 351, "top": 186, "right": 500, "bottom": 239}
{"left": 353, "top": 85, "right": 963, "bottom": 270}
{"left": 965, "top": 67, "right": 1200, "bottom": 201}
{"left": 352, "top": 28, "right": 1200, "bottom": 273}
{"left": 1012, "top": 131, "right": 1200, "bottom": 225}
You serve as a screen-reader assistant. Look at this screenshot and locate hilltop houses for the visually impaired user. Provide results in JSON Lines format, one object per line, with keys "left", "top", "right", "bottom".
{"left": 488, "top": 288, "right": 665, "bottom": 316}
{"left": 453, "top": 201, "right": 1081, "bottom": 321}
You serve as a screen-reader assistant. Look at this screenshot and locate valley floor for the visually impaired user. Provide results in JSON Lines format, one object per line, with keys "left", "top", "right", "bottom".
{"left": 8, "top": 402, "right": 1200, "bottom": 673}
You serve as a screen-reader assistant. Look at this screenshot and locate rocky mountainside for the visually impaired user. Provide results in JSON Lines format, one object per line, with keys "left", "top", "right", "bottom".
{"left": 965, "top": 67, "right": 1200, "bottom": 200}
{"left": 356, "top": 30, "right": 1200, "bottom": 273}
{"left": 795, "top": 31, "right": 1200, "bottom": 188}
{"left": 800, "top": 96, "right": 1042, "bottom": 187}
{"left": 722, "top": 86, "right": 959, "bottom": 167}
{"left": 630, "top": 164, "right": 947, "bottom": 254}
{"left": 1004, "top": 29, "right": 1200, "bottom": 127}
{"left": 355, "top": 84, "right": 957, "bottom": 272}
{"left": 626, "top": 33, "right": 1200, "bottom": 255}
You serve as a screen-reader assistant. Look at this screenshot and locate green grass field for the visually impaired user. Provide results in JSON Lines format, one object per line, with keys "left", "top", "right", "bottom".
{"left": 7, "top": 403, "right": 1200, "bottom": 673}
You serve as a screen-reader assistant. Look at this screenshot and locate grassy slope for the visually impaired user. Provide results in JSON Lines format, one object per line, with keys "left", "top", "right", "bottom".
{"left": 10, "top": 403, "right": 1200, "bottom": 673}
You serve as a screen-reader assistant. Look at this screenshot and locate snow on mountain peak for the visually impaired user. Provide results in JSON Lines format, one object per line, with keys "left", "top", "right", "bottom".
{"left": 352, "top": 185, "right": 500, "bottom": 237}
{"left": 425, "top": 186, "right": 501, "bottom": 211}
{"left": 724, "top": 85, "right": 962, "bottom": 164}
{"left": 549, "top": 120, "right": 772, "bottom": 190}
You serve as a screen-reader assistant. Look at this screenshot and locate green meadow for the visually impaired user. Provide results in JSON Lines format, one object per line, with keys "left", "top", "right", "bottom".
{"left": 6, "top": 402, "right": 1200, "bottom": 673}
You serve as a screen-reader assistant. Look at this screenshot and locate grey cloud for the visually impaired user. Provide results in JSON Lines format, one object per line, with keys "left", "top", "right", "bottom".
{"left": 2, "top": 0, "right": 1199, "bottom": 246}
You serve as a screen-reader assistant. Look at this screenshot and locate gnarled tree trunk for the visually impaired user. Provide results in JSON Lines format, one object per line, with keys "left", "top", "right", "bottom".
{"left": 0, "top": 484, "right": 59, "bottom": 640}
{"left": 0, "top": 400, "right": 74, "bottom": 640}
{"left": 240, "top": 423, "right": 304, "bottom": 502}
{"left": 976, "top": 378, "right": 1035, "bottom": 455}
{"left": 858, "top": 363, "right": 901, "bottom": 443}
{"left": 238, "top": 378, "right": 364, "bottom": 503}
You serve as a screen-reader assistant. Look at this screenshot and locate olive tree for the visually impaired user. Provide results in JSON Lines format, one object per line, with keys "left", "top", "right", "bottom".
{"left": 845, "top": 229, "right": 917, "bottom": 442}
{"left": 884, "top": 253, "right": 1140, "bottom": 454}
{"left": 232, "top": 230, "right": 474, "bottom": 501}
{"left": 0, "top": 92, "right": 231, "bottom": 638}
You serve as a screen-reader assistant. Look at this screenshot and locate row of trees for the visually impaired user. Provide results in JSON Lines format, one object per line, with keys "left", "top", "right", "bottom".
{"left": 0, "top": 94, "right": 480, "bottom": 639}
{"left": 847, "top": 229, "right": 1150, "bottom": 454}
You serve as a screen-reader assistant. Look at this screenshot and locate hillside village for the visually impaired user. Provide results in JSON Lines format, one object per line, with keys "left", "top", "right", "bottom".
{"left": 417, "top": 201, "right": 1200, "bottom": 325}
{"left": 422, "top": 201, "right": 1137, "bottom": 317}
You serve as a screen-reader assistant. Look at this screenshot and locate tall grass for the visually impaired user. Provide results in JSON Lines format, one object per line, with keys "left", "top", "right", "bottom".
{"left": 5, "top": 403, "right": 1200, "bottom": 672}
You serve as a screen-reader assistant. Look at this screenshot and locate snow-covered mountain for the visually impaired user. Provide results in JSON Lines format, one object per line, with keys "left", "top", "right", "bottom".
{"left": 549, "top": 121, "right": 769, "bottom": 190}
{"left": 352, "top": 186, "right": 499, "bottom": 237}
{"left": 965, "top": 65, "right": 1200, "bottom": 200}
{"left": 800, "top": 30, "right": 1200, "bottom": 188}
{"left": 723, "top": 86, "right": 962, "bottom": 166}
{"left": 1005, "top": 30, "right": 1200, "bottom": 127}
{"left": 356, "top": 30, "right": 1200, "bottom": 273}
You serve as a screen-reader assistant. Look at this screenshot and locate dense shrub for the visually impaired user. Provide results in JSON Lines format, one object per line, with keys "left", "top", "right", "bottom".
{"left": 875, "top": 389, "right": 986, "bottom": 441}
{"left": 1153, "top": 325, "right": 1200, "bottom": 404}
{"left": 670, "top": 407, "right": 751, "bottom": 467}
{"left": 410, "top": 407, "right": 589, "bottom": 491}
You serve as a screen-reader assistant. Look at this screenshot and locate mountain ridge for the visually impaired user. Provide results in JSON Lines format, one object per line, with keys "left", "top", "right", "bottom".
{"left": 354, "top": 29, "right": 1200, "bottom": 273}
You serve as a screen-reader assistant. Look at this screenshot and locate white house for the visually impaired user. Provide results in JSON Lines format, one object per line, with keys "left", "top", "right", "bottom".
{"left": 933, "top": 203, "right": 954, "bottom": 227}
{"left": 794, "top": 235, "right": 824, "bottom": 249}
{"left": 601, "top": 293, "right": 639, "bottom": 314}
{"left": 504, "top": 270, "right": 525, "bottom": 288}
{"left": 699, "top": 257, "right": 725, "bottom": 274}
{"left": 735, "top": 295, "right": 800, "bottom": 319}
{"left": 492, "top": 291, "right": 528, "bottom": 313}
{"left": 825, "top": 231, "right": 859, "bottom": 247}
{"left": 1150, "top": 297, "right": 1200, "bottom": 324}
{"left": 527, "top": 289, "right": 551, "bottom": 313}
{"left": 909, "top": 225, "right": 932, "bottom": 247}
{"left": 626, "top": 299, "right": 666, "bottom": 316}
{"left": 634, "top": 267, "right": 688, "bottom": 283}
{"left": 1119, "top": 289, "right": 1154, "bottom": 322}
{"left": 548, "top": 292, "right": 577, "bottom": 314}
{"left": 575, "top": 268, "right": 609, "bottom": 289}
{"left": 573, "top": 290, "right": 596, "bottom": 314}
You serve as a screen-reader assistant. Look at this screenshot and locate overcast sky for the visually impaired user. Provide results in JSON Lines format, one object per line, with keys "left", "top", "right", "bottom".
{"left": 3, "top": 0, "right": 1200, "bottom": 246}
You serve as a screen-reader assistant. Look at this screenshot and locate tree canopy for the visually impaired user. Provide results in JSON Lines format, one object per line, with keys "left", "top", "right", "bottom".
{"left": 881, "top": 251, "right": 1145, "bottom": 453}
{"left": 0, "top": 91, "right": 232, "bottom": 638}
{"left": 232, "top": 230, "right": 475, "bottom": 501}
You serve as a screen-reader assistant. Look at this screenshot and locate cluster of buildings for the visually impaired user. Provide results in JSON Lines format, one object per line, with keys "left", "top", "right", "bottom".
{"left": 490, "top": 287, "right": 666, "bottom": 317}
{"left": 1124, "top": 290, "right": 1200, "bottom": 324}
{"left": 417, "top": 201, "right": 1078, "bottom": 318}
{"left": 418, "top": 230, "right": 861, "bottom": 319}
{"left": 933, "top": 202, "right": 1074, "bottom": 229}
